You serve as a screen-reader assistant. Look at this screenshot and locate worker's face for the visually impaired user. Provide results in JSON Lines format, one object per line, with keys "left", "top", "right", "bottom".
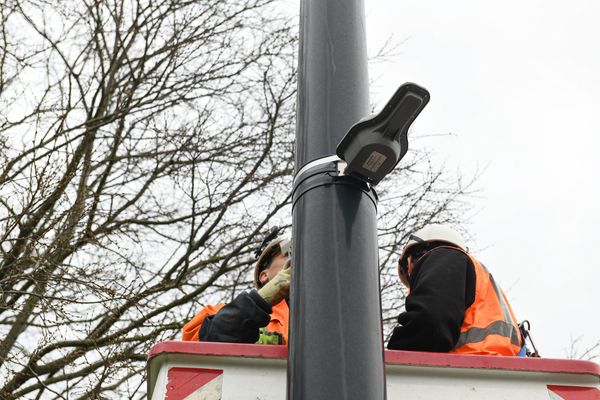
{"left": 259, "top": 252, "right": 288, "bottom": 286}
{"left": 398, "top": 261, "right": 409, "bottom": 288}
{"left": 407, "top": 255, "right": 416, "bottom": 276}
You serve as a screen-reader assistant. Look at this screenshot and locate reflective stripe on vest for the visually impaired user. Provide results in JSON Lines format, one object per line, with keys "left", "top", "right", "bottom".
{"left": 456, "top": 320, "right": 521, "bottom": 348}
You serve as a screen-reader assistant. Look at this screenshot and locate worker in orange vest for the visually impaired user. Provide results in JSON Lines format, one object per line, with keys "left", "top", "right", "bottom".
{"left": 182, "top": 228, "right": 291, "bottom": 344}
{"left": 387, "top": 224, "right": 523, "bottom": 356}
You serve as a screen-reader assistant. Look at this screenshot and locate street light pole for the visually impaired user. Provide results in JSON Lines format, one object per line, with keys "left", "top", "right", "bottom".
{"left": 288, "top": 0, "right": 386, "bottom": 398}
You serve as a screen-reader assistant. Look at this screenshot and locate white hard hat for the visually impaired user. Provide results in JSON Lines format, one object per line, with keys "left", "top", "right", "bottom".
{"left": 253, "top": 230, "right": 291, "bottom": 288}
{"left": 398, "top": 224, "right": 466, "bottom": 268}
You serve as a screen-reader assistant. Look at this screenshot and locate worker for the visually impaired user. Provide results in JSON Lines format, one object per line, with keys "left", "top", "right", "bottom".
{"left": 182, "top": 228, "right": 291, "bottom": 344}
{"left": 387, "top": 224, "right": 523, "bottom": 356}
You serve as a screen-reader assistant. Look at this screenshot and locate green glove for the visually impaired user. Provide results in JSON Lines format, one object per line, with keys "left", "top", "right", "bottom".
{"left": 257, "top": 259, "right": 291, "bottom": 306}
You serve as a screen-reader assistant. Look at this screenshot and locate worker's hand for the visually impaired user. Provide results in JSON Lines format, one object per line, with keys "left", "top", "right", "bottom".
{"left": 257, "top": 259, "right": 291, "bottom": 306}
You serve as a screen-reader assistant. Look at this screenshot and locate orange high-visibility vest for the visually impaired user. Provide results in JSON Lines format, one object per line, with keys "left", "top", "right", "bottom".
{"left": 182, "top": 299, "right": 289, "bottom": 344}
{"left": 434, "top": 246, "right": 522, "bottom": 356}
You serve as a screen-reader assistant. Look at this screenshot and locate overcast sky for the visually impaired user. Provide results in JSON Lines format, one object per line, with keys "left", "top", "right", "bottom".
{"left": 364, "top": 0, "right": 600, "bottom": 359}
{"left": 284, "top": 0, "right": 599, "bottom": 359}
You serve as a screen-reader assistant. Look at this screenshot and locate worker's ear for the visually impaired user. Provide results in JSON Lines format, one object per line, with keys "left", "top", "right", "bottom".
{"left": 259, "top": 270, "right": 269, "bottom": 286}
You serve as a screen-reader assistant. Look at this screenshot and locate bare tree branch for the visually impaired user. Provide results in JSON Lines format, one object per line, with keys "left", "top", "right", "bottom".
{"left": 0, "top": 0, "right": 472, "bottom": 398}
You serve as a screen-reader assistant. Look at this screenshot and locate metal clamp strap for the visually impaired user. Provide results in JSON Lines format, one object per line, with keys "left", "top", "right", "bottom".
{"left": 293, "top": 155, "right": 347, "bottom": 187}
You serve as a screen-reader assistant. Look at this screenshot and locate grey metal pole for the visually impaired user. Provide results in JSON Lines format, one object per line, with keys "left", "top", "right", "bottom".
{"left": 288, "top": 0, "right": 386, "bottom": 398}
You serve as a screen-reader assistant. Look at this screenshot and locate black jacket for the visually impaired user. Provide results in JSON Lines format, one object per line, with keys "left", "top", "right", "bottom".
{"left": 387, "top": 247, "right": 476, "bottom": 352}
{"left": 199, "top": 290, "right": 273, "bottom": 343}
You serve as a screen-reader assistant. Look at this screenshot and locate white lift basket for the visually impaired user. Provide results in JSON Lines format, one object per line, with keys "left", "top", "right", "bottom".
{"left": 147, "top": 341, "right": 600, "bottom": 400}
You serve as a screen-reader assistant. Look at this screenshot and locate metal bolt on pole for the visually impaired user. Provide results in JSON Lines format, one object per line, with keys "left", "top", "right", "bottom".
{"left": 288, "top": 0, "right": 386, "bottom": 399}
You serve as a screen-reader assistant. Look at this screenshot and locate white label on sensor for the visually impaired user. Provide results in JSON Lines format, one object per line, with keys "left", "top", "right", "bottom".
{"left": 362, "top": 151, "right": 387, "bottom": 173}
